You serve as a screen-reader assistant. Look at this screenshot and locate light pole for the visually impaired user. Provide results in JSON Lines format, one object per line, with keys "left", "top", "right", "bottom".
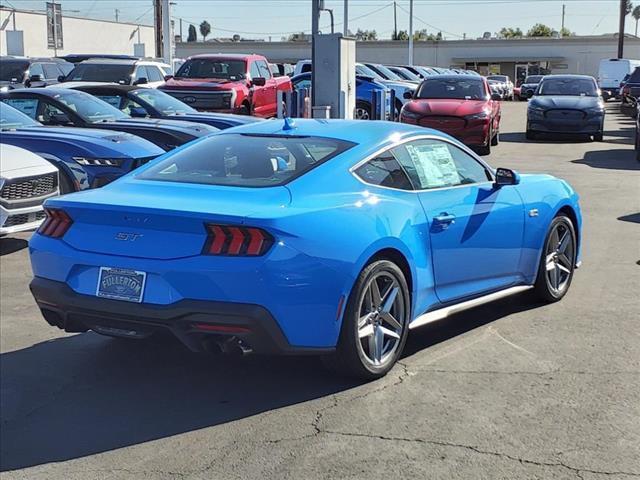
{"left": 408, "top": 0, "right": 414, "bottom": 65}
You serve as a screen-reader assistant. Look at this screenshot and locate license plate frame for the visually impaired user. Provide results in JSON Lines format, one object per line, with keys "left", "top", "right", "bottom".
{"left": 96, "top": 267, "right": 147, "bottom": 303}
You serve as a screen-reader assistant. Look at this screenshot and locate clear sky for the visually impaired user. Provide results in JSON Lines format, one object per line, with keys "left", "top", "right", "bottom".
{"left": 4, "top": 0, "right": 630, "bottom": 40}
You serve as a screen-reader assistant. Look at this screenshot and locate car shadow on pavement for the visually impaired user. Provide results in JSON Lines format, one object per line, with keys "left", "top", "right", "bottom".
{"left": 1, "top": 293, "right": 541, "bottom": 471}
{"left": 618, "top": 212, "right": 640, "bottom": 223}
{"left": 499, "top": 132, "right": 593, "bottom": 144}
{"left": 572, "top": 149, "right": 639, "bottom": 171}
{"left": 0, "top": 237, "right": 28, "bottom": 256}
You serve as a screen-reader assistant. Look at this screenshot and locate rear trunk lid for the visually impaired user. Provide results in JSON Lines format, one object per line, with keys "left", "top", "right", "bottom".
{"left": 48, "top": 180, "right": 291, "bottom": 260}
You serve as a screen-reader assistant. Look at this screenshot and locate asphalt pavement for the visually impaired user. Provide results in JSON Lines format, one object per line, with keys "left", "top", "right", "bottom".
{"left": 1, "top": 102, "right": 639, "bottom": 479}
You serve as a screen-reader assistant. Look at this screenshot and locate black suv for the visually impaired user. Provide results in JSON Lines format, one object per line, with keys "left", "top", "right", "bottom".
{"left": 0, "top": 56, "right": 73, "bottom": 90}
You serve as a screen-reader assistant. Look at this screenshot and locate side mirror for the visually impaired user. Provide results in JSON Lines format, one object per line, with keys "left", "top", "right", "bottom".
{"left": 403, "top": 91, "right": 413, "bottom": 100}
{"left": 251, "top": 77, "right": 266, "bottom": 87}
{"left": 494, "top": 167, "right": 520, "bottom": 187}
{"left": 164, "top": 74, "right": 173, "bottom": 81}
{"left": 57, "top": 75, "right": 66, "bottom": 82}
{"left": 49, "top": 112, "right": 71, "bottom": 125}
{"left": 129, "top": 106, "right": 148, "bottom": 118}
{"left": 133, "top": 77, "right": 148, "bottom": 86}
{"left": 491, "top": 93, "right": 502, "bottom": 101}
{"left": 29, "top": 74, "right": 43, "bottom": 83}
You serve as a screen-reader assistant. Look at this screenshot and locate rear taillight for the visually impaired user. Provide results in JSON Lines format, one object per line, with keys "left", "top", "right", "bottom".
{"left": 38, "top": 208, "right": 73, "bottom": 238}
{"left": 203, "top": 224, "right": 274, "bottom": 256}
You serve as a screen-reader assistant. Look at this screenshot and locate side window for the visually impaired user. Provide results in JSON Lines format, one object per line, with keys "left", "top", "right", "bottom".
{"left": 121, "top": 98, "right": 146, "bottom": 116}
{"left": 134, "top": 66, "right": 149, "bottom": 81}
{"left": 3, "top": 98, "right": 39, "bottom": 118}
{"left": 146, "top": 66, "right": 163, "bottom": 82}
{"left": 294, "top": 79, "right": 311, "bottom": 90}
{"left": 28, "top": 63, "right": 44, "bottom": 78}
{"left": 95, "top": 94, "right": 125, "bottom": 110}
{"left": 393, "top": 139, "right": 491, "bottom": 190}
{"left": 257, "top": 60, "right": 271, "bottom": 79}
{"left": 354, "top": 152, "right": 413, "bottom": 191}
{"left": 43, "top": 64, "right": 60, "bottom": 80}
{"left": 301, "top": 63, "right": 312, "bottom": 73}
{"left": 249, "top": 62, "right": 261, "bottom": 79}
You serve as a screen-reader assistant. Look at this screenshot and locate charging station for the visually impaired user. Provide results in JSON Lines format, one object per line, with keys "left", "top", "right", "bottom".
{"left": 312, "top": 34, "right": 356, "bottom": 119}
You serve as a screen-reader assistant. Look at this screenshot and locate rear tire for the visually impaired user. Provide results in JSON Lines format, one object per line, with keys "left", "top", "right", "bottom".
{"left": 526, "top": 129, "right": 536, "bottom": 141}
{"left": 533, "top": 215, "right": 576, "bottom": 303}
{"left": 355, "top": 101, "right": 372, "bottom": 120}
{"left": 593, "top": 131, "right": 603, "bottom": 142}
{"left": 491, "top": 130, "right": 500, "bottom": 146}
{"left": 322, "top": 260, "right": 410, "bottom": 380}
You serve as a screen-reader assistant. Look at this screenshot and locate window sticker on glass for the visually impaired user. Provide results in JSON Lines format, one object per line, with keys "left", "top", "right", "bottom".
{"left": 406, "top": 143, "right": 461, "bottom": 188}
{"left": 3, "top": 99, "right": 38, "bottom": 118}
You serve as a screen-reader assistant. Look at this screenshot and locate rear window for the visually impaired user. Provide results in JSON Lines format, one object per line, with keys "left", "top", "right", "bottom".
{"left": 138, "top": 134, "right": 355, "bottom": 187}
{"left": 66, "top": 63, "right": 134, "bottom": 83}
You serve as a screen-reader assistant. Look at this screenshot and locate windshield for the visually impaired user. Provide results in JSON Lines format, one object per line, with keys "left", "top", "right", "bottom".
{"left": 416, "top": 78, "right": 486, "bottom": 100}
{"left": 53, "top": 91, "right": 128, "bottom": 123}
{"left": 538, "top": 78, "right": 599, "bottom": 97}
{"left": 393, "top": 68, "right": 421, "bottom": 81}
{"left": 0, "top": 102, "right": 41, "bottom": 129}
{"left": 0, "top": 60, "right": 29, "bottom": 82}
{"left": 138, "top": 134, "right": 354, "bottom": 187}
{"left": 131, "top": 88, "right": 196, "bottom": 115}
{"left": 487, "top": 76, "right": 508, "bottom": 82}
{"left": 65, "top": 63, "right": 135, "bottom": 83}
{"left": 356, "top": 64, "right": 382, "bottom": 80}
{"left": 524, "top": 76, "right": 544, "bottom": 84}
{"left": 369, "top": 64, "right": 403, "bottom": 81}
{"left": 175, "top": 59, "right": 246, "bottom": 81}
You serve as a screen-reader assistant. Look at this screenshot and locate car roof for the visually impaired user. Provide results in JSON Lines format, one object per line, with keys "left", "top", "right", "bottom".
{"left": 57, "top": 82, "right": 140, "bottom": 92}
{"left": 187, "top": 54, "right": 257, "bottom": 60}
{"left": 215, "top": 118, "right": 446, "bottom": 145}
{"left": 540, "top": 74, "right": 595, "bottom": 81}
{"left": 422, "top": 74, "right": 485, "bottom": 81}
{"left": 3, "top": 87, "right": 74, "bottom": 98}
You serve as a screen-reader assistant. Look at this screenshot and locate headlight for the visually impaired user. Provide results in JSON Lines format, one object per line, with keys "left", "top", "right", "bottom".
{"left": 400, "top": 109, "right": 421, "bottom": 119}
{"left": 465, "top": 111, "right": 490, "bottom": 120}
{"left": 72, "top": 157, "right": 125, "bottom": 167}
{"left": 586, "top": 107, "right": 605, "bottom": 115}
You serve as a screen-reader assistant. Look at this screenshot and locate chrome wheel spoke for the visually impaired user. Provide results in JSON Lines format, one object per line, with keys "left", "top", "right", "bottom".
{"left": 558, "top": 253, "right": 572, "bottom": 269}
{"left": 558, "top": 229, "right": 570, "bottom": 253}
{"left": 550, "top": 265, "right": 560, "bottom": 289}
{"left": 359, "top": 323, "right": 374, "bottom": 339}
{"left": 379, "top": 325, "right": 400, "bottom": 340}
{"left": 557, "top": 263, "right": 571, "bottom": 274}
{"left": 371, "top": 325, "right": 384, "bottom": 364}
{"left": 370, "top": 278, "right": 382, "bottom": 308}
{"left": 549, "top": 228, "right": 560, "bottom": 250}
{"left": 545, "top": 253, "right": 556, "bottom": 271}
{"left": 380, "top": 311, "right": 402, "bottom": 331}
{"left": 380, "top": 284, "right": 399, "bottom": 313}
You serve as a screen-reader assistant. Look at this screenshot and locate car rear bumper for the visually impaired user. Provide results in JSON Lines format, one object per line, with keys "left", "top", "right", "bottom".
{"left": 0, "top": 203, "right": 47, "bottom": 235}
{"left": 30, "top": 276, "right": 333, "bottom": 355}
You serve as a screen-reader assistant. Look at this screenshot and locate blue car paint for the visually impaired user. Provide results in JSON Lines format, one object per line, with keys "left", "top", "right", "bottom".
{"left": 29, "top": 119, "right": 582, "bottom": 349}
{"left": 0, "top": 103, "right": 164, "bottom": 190}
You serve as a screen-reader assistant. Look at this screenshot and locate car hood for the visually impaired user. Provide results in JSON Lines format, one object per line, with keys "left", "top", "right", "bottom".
{"left": 107, "top": 118, "right": 218, "bottom": 136}
{"left": 160, "top": 78, "right": 240, "bottom": 90}
{"left": 3, "top": 126, "right": 165, "bottom": 158}
{"left": 530, "top": 96, "right": 601, "bottom": 110}
{"left": 0, "top": 144, "right": 58, "bottom": 174}
{"left": 405, "top": 99, "right": 489, "bottom": 116}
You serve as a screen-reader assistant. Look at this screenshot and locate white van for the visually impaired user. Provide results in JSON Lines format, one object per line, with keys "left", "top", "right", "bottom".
{"left": 598, "top": 58, "right": 640, "bottom": 100}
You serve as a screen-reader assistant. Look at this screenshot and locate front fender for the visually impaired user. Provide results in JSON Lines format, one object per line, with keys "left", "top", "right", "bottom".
{"left": 36, "top": 153, "right": 90, "bottom": 191}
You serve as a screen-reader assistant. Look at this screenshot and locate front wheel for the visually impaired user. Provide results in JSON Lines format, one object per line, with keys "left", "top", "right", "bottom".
{"left": 593, "top": 131, "right": 604, "bottom": 142}
{"left": 533, "top": 215, "right": 576, "bottom": 303}
{"left": 355, "top": 101, "right": 372, "bottom": 120}
{"left": 323, "top": 260, "right": 410, "bottom": 379}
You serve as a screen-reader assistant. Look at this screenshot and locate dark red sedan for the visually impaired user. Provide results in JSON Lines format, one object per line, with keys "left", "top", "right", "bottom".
{"left": 399, "top": 75, "right": 502, "bottom": 155}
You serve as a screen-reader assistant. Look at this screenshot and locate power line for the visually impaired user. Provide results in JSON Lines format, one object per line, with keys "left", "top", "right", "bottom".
{"left": 396, "top": 2, "right": 464, "bottom": 38}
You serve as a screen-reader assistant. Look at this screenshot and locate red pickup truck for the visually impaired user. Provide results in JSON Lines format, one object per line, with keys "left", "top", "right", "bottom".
{"left": 159, "top": 54, "right": 292, "bottom": 117}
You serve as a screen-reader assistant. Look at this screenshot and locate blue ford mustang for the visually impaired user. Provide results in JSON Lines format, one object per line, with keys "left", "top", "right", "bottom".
{"left": 29, "top": 119, "right": 582, "bottom": 379}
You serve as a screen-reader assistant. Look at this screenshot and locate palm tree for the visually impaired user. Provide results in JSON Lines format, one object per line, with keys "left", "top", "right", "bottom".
{"left": 633, "top": 5, "right": 640, "bottom": 36}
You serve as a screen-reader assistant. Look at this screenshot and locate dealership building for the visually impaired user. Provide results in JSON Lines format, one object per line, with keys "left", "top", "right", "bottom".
{"left": 177, "top": 35, "right": 640, "bottom": 83}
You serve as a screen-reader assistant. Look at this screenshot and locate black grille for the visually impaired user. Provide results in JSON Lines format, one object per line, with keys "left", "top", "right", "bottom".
{"left": 1, "top": 173, "right": 58, "bottom": 201}
{"left": 2, "top": 210, "right": 46, "bottom": 228}
{"left": 162, "top": 90, "right": 232, "bottom": 110}
{"left": 545, "top": 109, "right": 586, "bottom": 121}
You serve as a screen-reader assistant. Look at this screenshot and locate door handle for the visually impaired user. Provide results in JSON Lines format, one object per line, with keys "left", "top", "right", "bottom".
{"left": 433, "top": 213, "right": 456, "bottom": 225}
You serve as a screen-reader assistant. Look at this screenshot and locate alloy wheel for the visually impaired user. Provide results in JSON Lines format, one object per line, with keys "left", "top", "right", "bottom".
{"left": 355, "top": 107, "right": 371, "bottom": 120}
{"left": 545, "top": 221, "right": 575, "bottom": 295}
{"left": 356, "top": 271, "right": 406, "bottom": 367}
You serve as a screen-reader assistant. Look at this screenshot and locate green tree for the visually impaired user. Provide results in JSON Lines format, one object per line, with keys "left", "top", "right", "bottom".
{"left": 633, "top": 5, "right": 640, "bottom": 36}
{"left": 392, "top": 30, "right": 409, "bottom": 40}
{"left": 625, "top": 0, "right": 634, "bottom": 15}
{"left": 187, "top": 24, "right": 197, "bottom": 42}
{"left": 527, "top": 23, "right": 554, "bottom": 37}
{"left": 499, "top": 27, "right": 523, "bottom": 38}
{"left": 355, "top": 29, "right": 378, "bottom": 41}
{"left": 199, "top": 20, "right": 211, "bottom": 41}
{"left": 560, "top": 27, "right": 573, "bottom": 37}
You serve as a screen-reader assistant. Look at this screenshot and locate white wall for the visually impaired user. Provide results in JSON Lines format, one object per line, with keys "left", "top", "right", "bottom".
{"left": 0, "top": 8, "right": 155, "bottom": 57}
{"left": 176, "top": 36, "right": 640, "bottom": 77}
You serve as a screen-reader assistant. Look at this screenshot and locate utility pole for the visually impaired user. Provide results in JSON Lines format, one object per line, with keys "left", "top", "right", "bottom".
{"left": 561, "top": 4, "right": 565, "bottom": 36}
{"left": 161, "top": 0, "right": 172, "bottom": 65}
{"left": 408, "top": 0, "right": 414, "bottom": 65}
{"left": 343, "top": 0, "right": 348, "bottom": 36}
{"left": 179, "top": 17, "right": 183, "bottom": 42}
{"left": 312, "top": 0, "right": 320, "bottom": 107}
{"left": 153, "top": 0, "right": 162, "bottom": 58}
{"left": 393, "top": 1, "right": 397, "bottom": 40}
{"left": 618, "top": 0, "right": 626, "bottom": 58}
{"left": 115, "top": 8, "right": 119, "bottom": 22}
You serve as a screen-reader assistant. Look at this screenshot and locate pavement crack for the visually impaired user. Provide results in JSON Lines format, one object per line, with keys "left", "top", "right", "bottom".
{"left": 319, "top": 430, "right": 640, "bottom": 478}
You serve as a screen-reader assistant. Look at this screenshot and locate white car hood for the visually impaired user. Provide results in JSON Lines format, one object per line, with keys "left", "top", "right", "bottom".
{"left": 0, "top": 144, "right": 58, "bottom": 177}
